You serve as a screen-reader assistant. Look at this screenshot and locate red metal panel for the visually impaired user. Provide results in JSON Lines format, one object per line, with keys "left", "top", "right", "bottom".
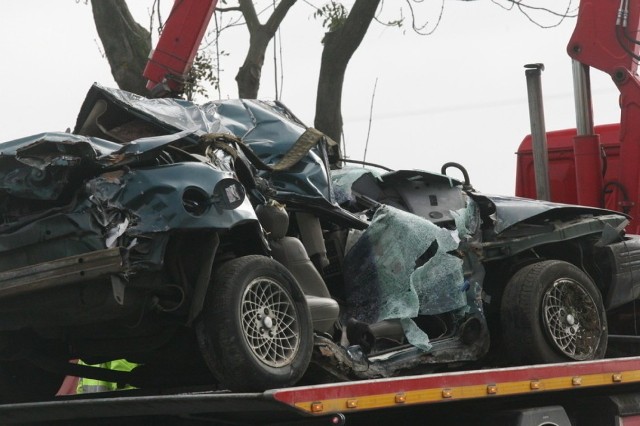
{"left": 515, "top": 123, "right": 620, "bottom": 211}
{"left": 143, "top": 0, "right": 218, "bottom": 94}
{"left": 622, "top": 415, "right": 640, "bottom": 426}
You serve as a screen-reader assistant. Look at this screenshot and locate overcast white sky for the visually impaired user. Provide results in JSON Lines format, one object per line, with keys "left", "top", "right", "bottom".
{"left": 0, "top": 0, "right": 622, "bottom": 195}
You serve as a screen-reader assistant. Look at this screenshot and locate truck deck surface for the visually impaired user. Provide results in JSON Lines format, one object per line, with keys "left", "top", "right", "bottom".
{"left": 5, "top": 356, "right": 640, "bottom": 425}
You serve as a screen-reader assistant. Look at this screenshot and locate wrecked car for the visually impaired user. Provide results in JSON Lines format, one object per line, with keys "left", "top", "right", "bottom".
{"left": 1, "top": 84, "right": 640, "bottom": 402}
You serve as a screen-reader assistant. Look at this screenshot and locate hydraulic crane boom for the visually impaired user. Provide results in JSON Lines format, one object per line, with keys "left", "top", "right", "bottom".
{"left": 566, "top": 0, "right": 640, "bottom": 231}
{"left": 517, "top": 0, "right": 640, "bottom": 232}
{"left": 143, "top": 0, "right": 218, "bottom": 97}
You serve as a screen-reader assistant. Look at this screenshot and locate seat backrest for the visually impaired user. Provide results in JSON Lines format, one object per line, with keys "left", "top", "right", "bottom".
{"left": 270, "top": 237, "right": 331, "bottom": 298}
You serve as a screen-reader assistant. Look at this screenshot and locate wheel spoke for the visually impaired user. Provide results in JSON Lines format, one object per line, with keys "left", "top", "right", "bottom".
{"left": 240, "top": 276, "right": 300, "bottom": 368}
{"left": 542, "top": 278, "right": 601, "bottom": 360}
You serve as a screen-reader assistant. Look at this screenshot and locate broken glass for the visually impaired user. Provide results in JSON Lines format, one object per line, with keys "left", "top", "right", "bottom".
{"left": 331, "top": 167, "right": 382, "bottom": 206}
{"left": 343, "top": 204, "right": 469, "bottom": 349}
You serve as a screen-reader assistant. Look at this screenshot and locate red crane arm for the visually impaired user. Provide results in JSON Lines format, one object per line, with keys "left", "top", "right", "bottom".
{"left": 143, "top": 0, "right": 218, "bottom": 96}
{"left": 567, "top": 0, "right": 640, "bottom": 231}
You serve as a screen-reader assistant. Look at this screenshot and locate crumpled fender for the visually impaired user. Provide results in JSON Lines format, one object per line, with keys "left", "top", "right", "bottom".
{"left": 470, "top": 193, "right": 628, "bottom": 234}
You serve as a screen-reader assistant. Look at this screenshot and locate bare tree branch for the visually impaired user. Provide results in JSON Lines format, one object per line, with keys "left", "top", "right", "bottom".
{"left": 315, "top": 0, "right": 381, "bottom": 145}
{"left": 404, "top": 0, "right": 444, "bottom": 35}
{"left": 507, "top": 0, "right": 576, "bottom": 28}
{"left": 266, "top": 0, "right": 297, "bottom": 34}
{"left": 235, "top": 0, "right": 298, "bottom": 98}
{"left": 238, "top": 0, "right": 260, "bottom": 32}
{"left": 90, "top": 0, "right": 150, "bottom": 95}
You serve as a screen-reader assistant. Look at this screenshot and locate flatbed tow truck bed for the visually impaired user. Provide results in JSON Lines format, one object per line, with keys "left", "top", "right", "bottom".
{"left": 5, "top": 357, "right": 640, "bottom": 425}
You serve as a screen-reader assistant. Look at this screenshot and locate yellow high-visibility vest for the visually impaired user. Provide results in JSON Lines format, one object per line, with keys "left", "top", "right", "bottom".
{"left": 76, "top": 359, "right": 137, "bottom": 394}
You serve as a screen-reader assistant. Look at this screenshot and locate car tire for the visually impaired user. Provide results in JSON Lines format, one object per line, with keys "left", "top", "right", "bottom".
{"left": 501, "top": 260, "right": 607, "bottom": 364}
{"left": 0, "top": 360, "right": 65, "bottom": 403}
{"left": 196, "top": 255, "right": 313, "bottom": 392}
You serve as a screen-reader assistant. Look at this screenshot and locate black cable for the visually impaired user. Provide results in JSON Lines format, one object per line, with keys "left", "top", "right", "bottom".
{"left": 620, "top": 23, "right": 640, "bottom": 44}
{"left": 603, "top": 181, "right": 632, "bottom": 214}
{"left": 616, "top": 24, "right": 640, "bottom": 62}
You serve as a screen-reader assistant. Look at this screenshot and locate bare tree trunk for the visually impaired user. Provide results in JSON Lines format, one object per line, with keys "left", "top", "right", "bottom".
{"left": 91, "top": 0, "right": 151, "bottom": 96}
{"left": 235, "top": 0, "right": 296, "bottom": 99}
{"left": 314, "top": 0, "right": 380, "bottom": 145}
{"left": 236, "top": 29, "right": 271, "bottom": 99}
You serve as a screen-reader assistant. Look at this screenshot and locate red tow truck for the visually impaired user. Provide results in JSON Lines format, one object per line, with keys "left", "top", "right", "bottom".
{"left": 5, "top": 1, "right": 640, "bottom": 425}
{"left": 516, "top": 0, "right": 640, "bottom": 230}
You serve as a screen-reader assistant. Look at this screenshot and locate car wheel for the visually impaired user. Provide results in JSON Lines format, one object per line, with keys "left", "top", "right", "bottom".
{"left": 196, "top": 255, "right": 313, "bottom": 392}
{"left": 0, "top": 360, "right": 65, "bottom": 403}
{"left": 501, "top": 260, "right": 607, "bottom": 364}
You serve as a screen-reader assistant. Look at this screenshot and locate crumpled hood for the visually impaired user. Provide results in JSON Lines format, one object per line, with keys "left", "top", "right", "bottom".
{"left": 2, "top": 129, "right": 194, "bottom": 168}
{"left": 471, "top": 193, "right": 628, "bottom": 234}
{"left": 73, "top": 83, "right": 334, "bottom": 205}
